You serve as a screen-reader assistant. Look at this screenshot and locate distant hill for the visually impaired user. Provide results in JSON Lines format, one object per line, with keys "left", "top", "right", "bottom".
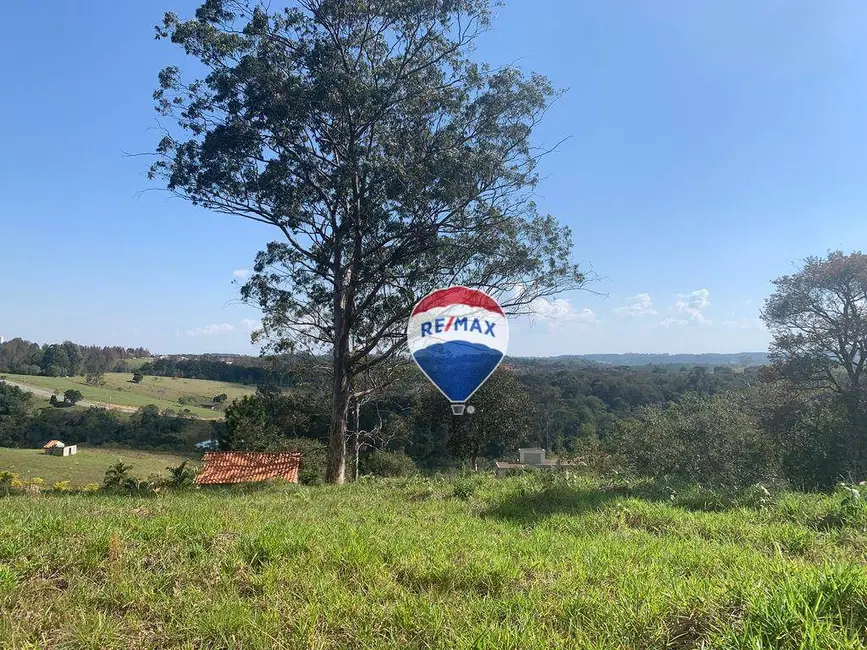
{"left": 512, "top": 352, "right": 769, "bottom": 368}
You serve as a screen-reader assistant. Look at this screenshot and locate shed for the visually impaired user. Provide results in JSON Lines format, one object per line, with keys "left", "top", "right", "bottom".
{"left": 42, "top": 440, "right": 64, "bottom": 454}
{"left": 519, "top": 448, "right": 546, "bottom": 465}
{"left": 53, "top": 444, "right": 77, "bottom": 457}
{"left": 195, "top": 451, "right": 301, "bottom": 485}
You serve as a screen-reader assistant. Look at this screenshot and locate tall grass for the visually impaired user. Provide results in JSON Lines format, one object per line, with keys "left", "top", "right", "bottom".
{"left": 1, "top": 473, "right": 866, "bottom": 649}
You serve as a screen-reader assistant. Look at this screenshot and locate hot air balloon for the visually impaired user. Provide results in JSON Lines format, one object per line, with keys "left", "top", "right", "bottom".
{"left": 407, "top": 286, "right": 509, "bottom": 414}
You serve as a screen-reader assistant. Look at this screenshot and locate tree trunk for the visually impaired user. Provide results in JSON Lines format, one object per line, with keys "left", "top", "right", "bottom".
{"left": 354, "top": 399, "right": 361, "bottom": 482}
{"left": 326, "top": 371, "right": 351, "bottom": 484}
{"left": 471, "top": 455, "right": 478, "bottom": 472}
{"left": 326, "top": 304, "right": 352, "bottom": 484}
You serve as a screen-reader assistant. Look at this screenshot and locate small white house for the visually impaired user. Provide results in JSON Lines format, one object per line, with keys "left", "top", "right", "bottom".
{"left": 42, "top": 440, "right": 78, "bottom": 456}
{"left": 495, "top": 448, "right": 575, "bottom": 477}
{"left": 519, "top": 448, "right": 546, "bottom": 465}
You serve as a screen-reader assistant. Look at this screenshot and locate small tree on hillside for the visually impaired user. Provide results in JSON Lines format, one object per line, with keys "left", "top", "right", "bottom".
{"left": 63, "top": 390, "right": 83, "bottom": 406}
{"left": 131, "top": 372, "right": 144, "bottom": 384}
{"left": 85, "top": 371, "right": 105, "bottom": 387}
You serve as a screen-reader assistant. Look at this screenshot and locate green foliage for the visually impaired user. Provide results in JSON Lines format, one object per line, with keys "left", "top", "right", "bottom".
{"left": 453, "top": 474, "right": 485, "bottom": 500}
{"left": 152, "top": 0, "right": 586, "bottom": 483}
{"left": 223, "top": 388, "right": 329, "bottom": 451}
{"left": 612, "top": 391, "right": 779, "bottom": 488}
{"left": 360, "top": 450, "right": 416, "bottom": 478}
{"left": 425, "top": 368, "right": 533, "bottom": 470}
{"left": 63, "top": 389, "right": 84, "bottom": 406}
{"left": 287, "top": 438, "right": 328, "bottom": 486}
{"left": 102, "top": 461, "right": 135, "bottom": 489}
{"left": 51, "top": 480, "right": 72, "bottom": 493}
{"left": 762, "top": 251, "right": 867, "bottom": 481}
{"left": 131, "top": 372, "right": 144, "bottom": 384}
{"left": 212, "top": 393, "right": 228, "bottom": 404}
{"left": 165, "top": 460, "right": 197, "bottom": 487}
{"left": 85, "top": 371, "right": 105, "bottom": 387}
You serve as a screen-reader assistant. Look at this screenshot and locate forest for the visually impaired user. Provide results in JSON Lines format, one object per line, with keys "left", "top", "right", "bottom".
{"left": 0, "top": 339, "right": 150, "bottom": 377}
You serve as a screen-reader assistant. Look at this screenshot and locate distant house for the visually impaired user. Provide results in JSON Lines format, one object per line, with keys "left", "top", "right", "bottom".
{"left": 195, "top": 439, "right": 219, "bottom": 450}
{"left": 42, "top": 440, "right": 63, "bottom": 454}
{"left": 494, "top": 448, "right": 572, "bottom": 477}
{"left": 42, "top": 440, "right": 78, "bottom": 457}
{"left": 195, "top": 451, "right": 301, "bottom": 485}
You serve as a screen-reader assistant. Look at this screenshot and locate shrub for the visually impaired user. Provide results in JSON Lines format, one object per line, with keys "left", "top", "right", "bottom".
{"left": 360, "top": 450, "right": 417, "bottom": 478}
{"left": 611, "top": 391, "right": 779, "bottom": 489}
{"left": 52, "top": 481, "right": 72, "bottom": 493}
{"left": 453, "top": 474, "right": 484, "bottom": 500}
{"left": 821, "top": 483, "right": 867, "bottom": 529}
{"left": 165, "top": 460, "right": 197, "bottom": 487}
{"left": 103, "top": 461, "right": 135, "bottom": 489}
{"left": 293, "top": 440, "right": 327, "bottom": 485}
{"left": 0, "top": 471, "right": 17, "bottom": 496}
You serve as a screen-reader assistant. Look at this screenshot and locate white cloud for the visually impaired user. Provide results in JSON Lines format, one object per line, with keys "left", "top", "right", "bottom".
{"left": 613, "top": 293, "right": 658, "bottom": 317}
{"left": 722, "top": 318, "right": 765, "bottom": 330}
{"left": 241, "top": 318, "right": 262, "bottom": 332}
{"left": 672, "top": 288, "right": 712, "bottom": 325}
{"left": 529, "top": 297, "right": 597, "bottom": 329}
{"left": 660, "top": 318, "right": 690, "bottom": 328}
{"left": 233, "top": 269, "right": 250, "bottom": 279}
{"left": 187, "top": 323, "right": 236, "bottom": 336}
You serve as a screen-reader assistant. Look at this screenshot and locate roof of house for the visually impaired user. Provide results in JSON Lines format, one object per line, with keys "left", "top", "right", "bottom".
{"left": 195, "top": 451, "right": 301, "bottom": 485}
{"left": 42, "top": 440, "right": 64, "bottom": 449}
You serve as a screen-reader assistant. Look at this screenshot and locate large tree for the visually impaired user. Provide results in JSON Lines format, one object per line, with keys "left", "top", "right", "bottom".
{"left": 762, "top": 251, "right": 867, "bottom": 479}
{"left": 441, "top": 367, "right": 532, "bottom": 470}
{"left": 151, "top": 0, "right": 586, "bottom": 482}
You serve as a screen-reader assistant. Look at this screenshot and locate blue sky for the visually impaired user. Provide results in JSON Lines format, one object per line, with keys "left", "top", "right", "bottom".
{"left": 3, "top": 1, "right": 867, "bottom": 356}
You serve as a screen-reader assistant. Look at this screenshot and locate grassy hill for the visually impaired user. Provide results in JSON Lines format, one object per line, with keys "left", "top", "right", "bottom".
{"left": 0, "top": 372, "right": 255, "bottom": 419}
{"left": 1, "top": 474, "right": 866, "bottom": 648}
{"left": 0, "top": 446, "right": 199, "bottom": 486}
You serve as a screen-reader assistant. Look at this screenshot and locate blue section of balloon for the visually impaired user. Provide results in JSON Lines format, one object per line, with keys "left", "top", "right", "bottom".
{"left": 411, "top": 341, "right": 503, "bottom": 402}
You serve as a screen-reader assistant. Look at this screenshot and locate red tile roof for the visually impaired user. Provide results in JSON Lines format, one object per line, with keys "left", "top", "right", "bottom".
{"left": 42, "top": 440, "right": 63, "bottom": 449}
{"left": 195, "top": 451, "right": 301, "bottom": 485}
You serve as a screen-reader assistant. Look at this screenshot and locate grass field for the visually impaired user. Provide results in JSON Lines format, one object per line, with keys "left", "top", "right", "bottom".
{"left": 0, "top": 373, "right": 255, "bottom": 420}
{"left": 0, "top": 447, "right": 199, "bottom": 487}
{"left": 2, "top": 473, "right": 866, "bottom": 649}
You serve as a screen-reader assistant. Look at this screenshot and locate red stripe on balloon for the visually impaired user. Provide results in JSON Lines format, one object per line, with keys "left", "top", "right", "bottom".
{"left": 411, "top": 286, "right": 504, "bottom": 316}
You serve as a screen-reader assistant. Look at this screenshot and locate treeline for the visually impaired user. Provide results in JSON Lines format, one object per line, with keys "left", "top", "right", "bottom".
{"left": 211, "top": 362, "right": 760, "bottom": 475}
{"left": 140, "top": 358, "right": 283, "bottom": 386}
{"left": 0, "top": 338, "right": 151, "bottom": 377}
{"left": 0, "top": 355, "right": 754, "bottom": 470}
{"left": 0, "top": 383, "right": 221, "bottom": 451}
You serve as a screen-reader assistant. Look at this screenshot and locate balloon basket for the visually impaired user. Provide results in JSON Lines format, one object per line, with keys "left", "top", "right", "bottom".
{"left": 451, "top": 403, "right": 466, "bottom": 416}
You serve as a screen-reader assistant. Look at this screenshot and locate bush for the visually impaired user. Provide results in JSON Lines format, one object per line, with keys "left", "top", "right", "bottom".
{"left": 360, "top": 450, "right": 417, "bottom": 478}
{"left": 453, "top": 474, "right": 484, "bottom": 500}
{"left": 821, "top": 483, "right": 867, "bottom": 529}
{"left": 165, "top": 460, "right": 197, "bottom": 487}
{"left": 611, "top": 391, "right": 779, "bottom": 489}
{"left": 52, "top": 480, "right": 72, "bottom": 493}
{"left": 103, "top": 461, "right": 135, "bottom": 489}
